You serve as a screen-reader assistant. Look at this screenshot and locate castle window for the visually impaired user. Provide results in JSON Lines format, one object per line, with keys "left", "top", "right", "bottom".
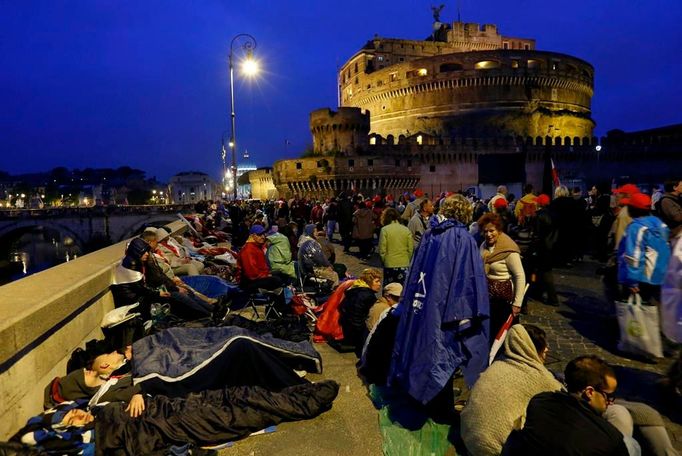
{"left": 395, "top": 159, "right": 400, "bottom": 166}
{"left": 417, "top": 68, "right": 428, "bottom": 76}
{"left": 377, "top": 55, "right": 384, "bottom": 62}
{"left": 429, "top": 165, "right": 436, "bottom": 172}
{"left": 390, "top": 73, "right": 398, "bottom": 81}
{"left": 354, "top": 62, "right": 358, "bottom": 73}
{"left": 474, "top": 60, "right": 500, "bottom": 70}
{"left": 407, "top": 159, "right": 412, "bottom": 167}
{"left": 399, "top": 57, "right": 404, "bottom": 62}
{"left": 511, "top": 60, "right": 519, "bottom": 68}
{"left": 355, "top": 77, "right": 358, "bottom": 84}
{"left": 524, "top": 44, "right": 530, "bottom": 50}
{"left": 348, "top": 159, "right": 355, "bottom": 167}
{"left": 417, "top": 135, "right": 423, "bottom": 145}
{"left": 440, "top": 63, "right": 463, "bottom": 72}
{"left": 367, "top": 159, "right": 373, "bottom": 167}
{"left": 377, "top": 80, "right": 383, "bottom": 86}
{"left": 296, "top": 162, "right": 302, "bottom": 170}
{"left": 502, "top": 41, "right": 509, "bottom": 49}
{"left": 551, "top": 62, "right": 558, "bottom": 71}
{"left": 527, "top": 59, "right": 541, "bottom": 69}
{"left": 370, "top": 137, "right": 377, "bottom": 145}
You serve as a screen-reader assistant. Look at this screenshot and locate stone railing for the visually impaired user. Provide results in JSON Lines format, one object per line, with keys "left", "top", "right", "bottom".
{"left": 0, "top": 220, "right": 185, "bottom": 439}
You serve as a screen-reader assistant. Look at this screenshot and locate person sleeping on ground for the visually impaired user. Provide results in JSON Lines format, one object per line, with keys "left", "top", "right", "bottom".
{"left": 45, "top": 326, "right": 323, "bottom": 416}
{"left": 17, "top": 381, "right": 340, "bottom": 456}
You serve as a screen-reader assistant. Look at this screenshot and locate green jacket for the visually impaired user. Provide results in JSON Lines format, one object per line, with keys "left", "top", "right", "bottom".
{"left": 379, "top": 221, "right": 414, "bottom": 268}
{"left": 266, "top": 232, "right": 296, "bottom": 278}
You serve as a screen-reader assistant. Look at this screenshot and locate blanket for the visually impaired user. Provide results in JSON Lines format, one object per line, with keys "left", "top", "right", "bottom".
{"left": 95, "top": 381, "right": 340, "bottom": 455}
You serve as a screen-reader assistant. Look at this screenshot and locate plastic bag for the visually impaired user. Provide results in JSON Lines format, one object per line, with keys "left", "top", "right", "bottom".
{"left": 616, "top": 293, "right": 663, "bottom": 358}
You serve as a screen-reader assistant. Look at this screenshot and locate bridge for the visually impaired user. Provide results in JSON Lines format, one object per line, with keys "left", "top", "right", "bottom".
{"left": 0, "top": 205, "right": 194, "bottom": 250}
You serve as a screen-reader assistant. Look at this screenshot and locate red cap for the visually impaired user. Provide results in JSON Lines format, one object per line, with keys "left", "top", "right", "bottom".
{"left": 612, "top": 183, "right": 639, "bottom": 196}
{"left": 372, "top": 195, "right": 382, "bottom": 203}
{"left": 414, "top": 189, "right": 424, "bottom": 198}
{"left": 536, "top": 194, "right": 550, "bottom": 206}
{"left": 445, "top": 191, "right": 455, "bottom": 197}
{"left": 386, "top": 194, "right": 394, "bottom": 201}
{"left": 365, "top": 201, "right": 373, "bottom": 208}
{"left": 626, "top": 193, "right": 651, "bottom": 210}
{"left": 493, "top": 198, "right": 508, "bottom": 209}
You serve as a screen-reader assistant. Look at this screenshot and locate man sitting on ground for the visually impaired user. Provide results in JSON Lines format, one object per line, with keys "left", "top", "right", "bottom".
{"left": 502, "top": 355, "right": 638, "bottom": 455}
{"left": 366, "top": 282, "right": 402, "bottom": 331}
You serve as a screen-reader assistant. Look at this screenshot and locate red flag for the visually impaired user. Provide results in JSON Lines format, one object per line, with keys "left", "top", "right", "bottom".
{"left": 489, "top": 314, "right": 514, "bottom": 365}
{"left": 551, "top": 158, "right": 561, "bottom": 187}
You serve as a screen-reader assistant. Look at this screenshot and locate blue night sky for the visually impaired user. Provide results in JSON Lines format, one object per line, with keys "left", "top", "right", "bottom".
{"left": 1, "top": 0, "right": 680, "bottom": 182}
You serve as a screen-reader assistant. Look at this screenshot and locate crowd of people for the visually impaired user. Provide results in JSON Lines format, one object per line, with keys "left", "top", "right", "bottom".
{"left": 6, "top": 177, "right": 682, "bottom": 455}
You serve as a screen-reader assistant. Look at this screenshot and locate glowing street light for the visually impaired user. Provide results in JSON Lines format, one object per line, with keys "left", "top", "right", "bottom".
{"left": 227, "top": 33, "right": 259, "bottom": 200}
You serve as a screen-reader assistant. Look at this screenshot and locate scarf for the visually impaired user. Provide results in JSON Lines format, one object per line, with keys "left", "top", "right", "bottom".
{"left": 480, "top": 232, "right": 520, "bottom": 274}
{"left": 349, "top": 279, "right": 370, "bottom": 290}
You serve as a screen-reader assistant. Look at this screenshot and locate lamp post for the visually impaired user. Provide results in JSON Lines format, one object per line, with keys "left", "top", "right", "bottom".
{"left": 228, "top": 33, "right": 258, "bottom": 200}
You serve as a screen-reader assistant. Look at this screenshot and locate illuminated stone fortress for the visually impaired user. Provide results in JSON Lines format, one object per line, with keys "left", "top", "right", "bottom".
{"left": 339, "top": 20, "right": 594, "bottom": 141}
{"left": 269, "top": 16, "right": 679, "bottom": 198}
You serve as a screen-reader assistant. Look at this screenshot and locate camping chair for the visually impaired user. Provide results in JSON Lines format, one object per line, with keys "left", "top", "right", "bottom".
{"left": 243, "top": 287, "right": 284, "bottom": 320}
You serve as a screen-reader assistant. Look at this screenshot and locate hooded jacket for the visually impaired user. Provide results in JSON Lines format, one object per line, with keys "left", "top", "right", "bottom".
{"left": 266, "top": 232, "right": 296, "bottom": 279}
{"left": 618, "top": 215, "right": 670, "bottom": 287}
{"left": 460, "top": 325, "right": 562, "bottom": 456}
{"left": 388, "top": 218, "right": 490, "bottom": 404}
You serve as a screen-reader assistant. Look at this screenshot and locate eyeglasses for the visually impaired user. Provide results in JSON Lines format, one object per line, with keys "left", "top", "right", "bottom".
{"left": 596, "top": 388, "right": 616, "bottom": 404}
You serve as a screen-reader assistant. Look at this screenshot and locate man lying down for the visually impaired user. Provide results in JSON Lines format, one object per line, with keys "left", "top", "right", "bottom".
{"left": 16, "top": 382, "right": 339, "bottom": 455}
{"left": 18, "top": 325, "right": 339, "bottom": 455}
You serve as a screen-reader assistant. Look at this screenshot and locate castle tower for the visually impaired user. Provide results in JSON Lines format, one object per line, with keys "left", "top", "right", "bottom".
{"left": 309, "top": 107, "right": 370, "bottom": 156}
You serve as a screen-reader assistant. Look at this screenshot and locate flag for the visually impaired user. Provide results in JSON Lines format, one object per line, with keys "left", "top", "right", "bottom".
{"left": 551, "top": 158, "right": 561, "bottom": 187}
{"left": 489, "top": 314, "right": 514, "bottom": 365}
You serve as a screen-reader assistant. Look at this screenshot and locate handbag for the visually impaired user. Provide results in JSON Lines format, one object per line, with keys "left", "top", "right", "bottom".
{"left": 616, "top": 293, "right": 663, "bottom": 358}
{"left": 488, "top": 279, "right": 513, "bottom": 303}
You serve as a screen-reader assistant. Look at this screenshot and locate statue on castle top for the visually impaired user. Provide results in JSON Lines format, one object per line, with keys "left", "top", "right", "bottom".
{"left": 431, "top": 4, "right": 445, "bottom": 22}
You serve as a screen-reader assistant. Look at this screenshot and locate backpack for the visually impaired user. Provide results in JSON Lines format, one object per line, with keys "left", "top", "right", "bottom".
{"left": 654, "top": 195, "right": 677, "bottom": 221}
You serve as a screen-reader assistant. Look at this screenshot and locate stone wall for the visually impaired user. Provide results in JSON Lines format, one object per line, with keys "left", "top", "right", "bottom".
{"left": 341, "top": 49, "right": 594, "bottom": 140}
{"left": 309, "top": 107, "right": 370, "bottom": 156}
{"left": 247, "top": 168, "right": 278, "bottom": 200}
{"left": 0, "top": 220, "right": 185, "bottom": 440}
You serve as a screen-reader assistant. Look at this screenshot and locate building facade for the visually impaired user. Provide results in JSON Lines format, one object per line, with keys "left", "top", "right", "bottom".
{"left": 169, "top": 172, "right": 217, "bottom": 204}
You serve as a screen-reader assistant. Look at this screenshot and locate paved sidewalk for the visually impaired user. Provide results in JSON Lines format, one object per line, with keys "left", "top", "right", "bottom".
{"left": 222, "top": 242, "right": 682, "bottom": 455}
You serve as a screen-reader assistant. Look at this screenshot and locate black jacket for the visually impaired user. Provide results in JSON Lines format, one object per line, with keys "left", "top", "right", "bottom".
{"left": 502, "top": 391, "right": 628, "bottom": 456}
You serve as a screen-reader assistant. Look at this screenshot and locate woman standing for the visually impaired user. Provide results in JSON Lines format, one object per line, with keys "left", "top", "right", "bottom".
{"left": 478, "top": 213, "right": 526, "bottom": 338}
{"left": 378, "top": 207, "right": 414, "bottom": 285}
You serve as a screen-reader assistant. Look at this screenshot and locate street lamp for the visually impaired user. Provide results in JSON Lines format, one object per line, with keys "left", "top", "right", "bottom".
{"left": 228, "top": 33, "right": 259, "bottom": 200}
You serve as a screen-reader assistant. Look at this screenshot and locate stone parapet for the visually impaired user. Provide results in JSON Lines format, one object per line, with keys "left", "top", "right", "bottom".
{"left": 0, "top": 220, "right": 185, "bottom": 440}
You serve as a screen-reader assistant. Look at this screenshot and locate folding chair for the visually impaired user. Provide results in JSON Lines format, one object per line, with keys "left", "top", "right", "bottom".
{"left": 244, "top": 287, "right": 284, "bottom": 320}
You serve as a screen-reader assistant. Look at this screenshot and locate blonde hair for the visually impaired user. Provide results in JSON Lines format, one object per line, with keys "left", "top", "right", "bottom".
{"left": 554, "top": 185, "right": 569, "bottom": 199}
{"left": 439, "top": 194, "right": 473, "bottom": 224}
{"left": 359, "top": 267, "right": 382, "bottom": 285}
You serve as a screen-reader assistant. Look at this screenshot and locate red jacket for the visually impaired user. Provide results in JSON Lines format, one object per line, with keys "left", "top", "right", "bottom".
{"left": 238, "top": 241, "right": 270, "bottom": 281}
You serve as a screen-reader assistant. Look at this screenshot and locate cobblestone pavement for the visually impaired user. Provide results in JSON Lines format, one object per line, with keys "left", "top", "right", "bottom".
{"left": 224, "top": 240, "right": 682, "bottom": 454}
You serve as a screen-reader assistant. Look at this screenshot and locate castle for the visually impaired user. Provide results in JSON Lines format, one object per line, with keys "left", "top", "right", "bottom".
{"left": 266, "top": 18, "right": 679, "bottom": 199}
